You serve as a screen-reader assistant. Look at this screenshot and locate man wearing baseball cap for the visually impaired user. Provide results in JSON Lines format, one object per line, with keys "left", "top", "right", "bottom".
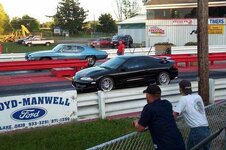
{"left": 173, "top": 80, "right": 210, "bottom": 150}
{"left": 133, "top": 84, "right": 185, "bottom": 150}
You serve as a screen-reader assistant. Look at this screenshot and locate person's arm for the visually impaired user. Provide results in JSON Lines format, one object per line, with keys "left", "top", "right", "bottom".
{"left": 132, "top": 119, "right": 145, "bottom": 132}
{"left": 173, "top": 97, "right": 186, "bottom": 119}
{"left": 173, "top": 111, "right": 180, "bottom": 119}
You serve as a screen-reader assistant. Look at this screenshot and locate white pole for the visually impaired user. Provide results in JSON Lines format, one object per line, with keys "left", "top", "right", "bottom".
{"left": 97, "top": 91, "right": 106, "bottom": 119}
{"left": 209, "top": 78, "right": 215, "bottom": 104}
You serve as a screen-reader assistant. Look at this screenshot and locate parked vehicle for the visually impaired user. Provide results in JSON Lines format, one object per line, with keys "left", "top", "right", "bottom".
{"left": 110, "top": 34, "right": 133, "bottom": 48}
{"left": 25, "top": 44, "right": 108, "bottom": 66}
{"left": 72, "top": 55, "right": 178, "bottom": 91}
{"left": 23, "top": 35, "right": 54, "bottom": 46}
{"left": 16, "top": 35, "right": 34, "bottom": 44}
{"left": 90, "top": 37, "right": 111, "bottom": 48}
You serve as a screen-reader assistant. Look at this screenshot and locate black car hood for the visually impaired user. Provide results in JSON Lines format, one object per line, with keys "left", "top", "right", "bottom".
{"left": 76, "top": 66, "right": 110, "bottom": 78}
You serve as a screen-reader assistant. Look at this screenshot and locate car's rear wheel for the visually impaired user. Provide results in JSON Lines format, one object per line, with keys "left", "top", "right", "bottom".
{"left": 46, "top": 42, "right": 50, "bottom": 46}
{"left": 86, "top": 56, "right": 96, "bottom": 67}
{"left": 27, "top": 43, "right": 32, "bottom": 47}
{"left": 99, "top": 77, "right": 114, "bottom": 91}
{"left": 156, "top": 71, "right": 170, "bottom": 85}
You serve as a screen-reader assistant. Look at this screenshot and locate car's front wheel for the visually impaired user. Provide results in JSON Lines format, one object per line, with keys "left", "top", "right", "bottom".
{"left": 86, "top": 56, "right": 96, "bottom": 67}
{"left": 156, "top": 71, "right": 171, "bottom": 85}
{"left": 98, "top": 77, "right": 114, "bottom": 91}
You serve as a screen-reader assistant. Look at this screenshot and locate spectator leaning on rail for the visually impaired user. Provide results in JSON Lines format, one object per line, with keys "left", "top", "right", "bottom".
{"left": 117, "top": 40, "right": 125, "bottom": 55}
{"left": 173, "top": 80, "right": 211, "bottom": 150}
{"left": 132, "top": 84, "right": 185, "bottom": 150}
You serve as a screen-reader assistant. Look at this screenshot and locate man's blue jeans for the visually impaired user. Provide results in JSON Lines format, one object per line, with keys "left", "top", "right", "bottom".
{"left": 187, "top": 126, "right": 211, "bottom": 150}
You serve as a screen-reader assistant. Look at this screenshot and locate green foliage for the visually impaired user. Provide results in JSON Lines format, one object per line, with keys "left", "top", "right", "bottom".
{"left": 0, "top": 4, "right": 11, "bottom": 34}
{"left": 10, "top": 15, "right": 40, "bottom": 32}
{"left": 0, "top": 119, "right": 134, "bottom": 150}
{"left": 1, "top": 42, "right": 57, "bottom": 53}
{"left": 54, "top": 0, "right": 88, "bottom": 35}
{"left": 184, "top": 42, "right": 197, "bottom": 46}
{"left": 154, "top": 42, "right": 175, "bottom": 46}
{"left": 98, "top": 13, "right": 117, "bottom": 33}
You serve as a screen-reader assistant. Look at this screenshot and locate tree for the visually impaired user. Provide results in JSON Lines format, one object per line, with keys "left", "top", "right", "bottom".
{"left": 41, "top": 21, "right": 54, "bottom": 29}
{"left": 54, "top": 0, "right": 88, "bottom": 35}
{"left": 98, "top": 13, "right": 117, "bottom": 33}
{"left": 114, "top": 0, "right": 140, "bottom": 21}
{"left": 10, "top": 15, "right": 39, "bottom": 32}
{"left": 0, "top": 4, "right": 12, "bottom": 34}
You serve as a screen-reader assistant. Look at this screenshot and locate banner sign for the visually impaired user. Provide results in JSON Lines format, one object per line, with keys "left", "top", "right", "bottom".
{"left": 0, "top": 91, "right": 77, "bottom": 133}
{"left": 208, "top": 25, "right": 224, "bottom": 34}
{"left": 172, "top": 19, "right": 193, "bottom": 25}
{"left": 148, "top": 26, "right": 166, "bottom": 36}
{"left": 209, "top": 18, "right": 225, "bottom": 25}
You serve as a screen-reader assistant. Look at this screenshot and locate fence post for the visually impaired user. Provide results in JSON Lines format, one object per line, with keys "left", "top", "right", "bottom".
{"left": 209, "top": 78, "right": 215, "bottom": 104}
{"left": 224, "top": 127, "right": 226, "bottom": 150}
{"left": 97, "top": 91, "right": 106, "bottom": 119}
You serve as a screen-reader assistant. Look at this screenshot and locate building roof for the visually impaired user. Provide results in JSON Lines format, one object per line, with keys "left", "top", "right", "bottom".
{"left": 145, "top": 0, "right": 226, "bottom": 9}
{"left": 146, "top": 0, "right": 225, "bottom": 5}
{"left": 117, "top": 14, "right": 146, "bottom": 25}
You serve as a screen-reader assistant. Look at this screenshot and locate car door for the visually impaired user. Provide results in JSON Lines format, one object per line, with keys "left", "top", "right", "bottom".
{"left": 58, "top": 45, "right": 84, "bottom": 59}
{"left": 115, "top": 57, "right": 156, "bottom": 86}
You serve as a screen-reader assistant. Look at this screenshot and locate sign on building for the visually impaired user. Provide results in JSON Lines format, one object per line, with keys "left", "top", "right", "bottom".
{"left": 148, "top": 26, "right": 166, "bottom": 36}
{"left": 0, "top": 91, "right": 77, "bottom": 133}
{"left": 208, "top": 25, "right": 224, "bottom": 34}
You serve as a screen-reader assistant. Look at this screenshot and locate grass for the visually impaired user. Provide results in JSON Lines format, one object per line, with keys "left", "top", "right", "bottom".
{"left": 1, "top": 42, "right": 57, "bottom": 53}
{"left": 0, "top": 118, "right": 135, "bottom": 150}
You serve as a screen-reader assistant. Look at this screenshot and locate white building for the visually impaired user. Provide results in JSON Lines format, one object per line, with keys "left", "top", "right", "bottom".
{"left": 117, "top": 14, "right": 146, "bottom": 45}
{"left": 144, "top": 0, "right": 226, "bottom": 46}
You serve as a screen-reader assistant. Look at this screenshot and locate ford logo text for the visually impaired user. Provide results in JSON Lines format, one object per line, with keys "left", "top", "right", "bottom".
{"left": 11, "top": 107, "right": 47, "bottom": 121}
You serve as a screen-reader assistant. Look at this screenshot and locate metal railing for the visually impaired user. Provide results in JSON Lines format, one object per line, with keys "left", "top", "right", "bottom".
{"left": 1, "top": 45, "right": 226, "bottom": 61}
{"left": 87, "top": 100, "right": 226, "bottom": 150}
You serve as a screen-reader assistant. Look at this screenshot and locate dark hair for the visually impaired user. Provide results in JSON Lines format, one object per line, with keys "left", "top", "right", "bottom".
{"left": 179, "top": 80, "right": 192, "bottom": 95}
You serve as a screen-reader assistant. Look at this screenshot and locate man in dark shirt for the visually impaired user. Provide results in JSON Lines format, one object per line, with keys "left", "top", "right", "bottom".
{"left": 132, "top": 84, "right": 185, "bottom": 150}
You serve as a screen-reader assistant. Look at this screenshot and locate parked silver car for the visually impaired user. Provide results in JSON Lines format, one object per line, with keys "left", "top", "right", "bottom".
{"left": 25, "top": 44, "right": 108, "bottom": 66}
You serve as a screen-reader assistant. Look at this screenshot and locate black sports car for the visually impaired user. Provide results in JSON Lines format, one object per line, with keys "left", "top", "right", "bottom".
{"left": 72, "top": 55, "right": 178, "bottom": 91}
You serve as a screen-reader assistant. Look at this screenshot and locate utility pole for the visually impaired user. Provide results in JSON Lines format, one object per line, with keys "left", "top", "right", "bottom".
{"left": 197, "top": 0, "right": 209, "bottom": 105}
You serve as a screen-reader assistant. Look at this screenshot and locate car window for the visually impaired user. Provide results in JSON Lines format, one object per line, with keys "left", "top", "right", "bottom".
{"left": 61, "top": 45, "right": 84, "bottom": 53}
{"left": 123, "top": 57, "right": 155, "bottom": 70}
{"left": 100, "top": 57, "right": 126, "bottom": 69}
{"left": 112, "top": 35, "right": 120, "bottom": 40}
{"left": 76, "top": 46, "right": 84, "bottom": 52}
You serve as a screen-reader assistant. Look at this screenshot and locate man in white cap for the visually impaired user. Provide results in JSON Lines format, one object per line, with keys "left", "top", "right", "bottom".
{"left": 173, "top": 80, "right": 210, "bottom": 150}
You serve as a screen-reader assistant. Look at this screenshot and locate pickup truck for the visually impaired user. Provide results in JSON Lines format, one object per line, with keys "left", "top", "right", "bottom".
{"left": 23, "top": 35, "right": 54, "bottom": 46}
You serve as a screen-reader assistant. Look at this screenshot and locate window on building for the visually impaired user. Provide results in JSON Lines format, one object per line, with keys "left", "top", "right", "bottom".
{"left": 147, "top": 6, "right": 226, "bottom": 19}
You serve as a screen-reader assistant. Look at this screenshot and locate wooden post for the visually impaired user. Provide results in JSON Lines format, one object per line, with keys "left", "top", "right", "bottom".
{"left": 197, "top": 0, "right": 209, "bottom": 105}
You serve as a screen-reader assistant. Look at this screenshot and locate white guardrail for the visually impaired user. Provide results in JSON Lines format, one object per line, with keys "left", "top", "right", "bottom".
{"left": 0, "top": 45, "right": 226, "bottom": 62}
{"left": 76, "top": 78, "right": 226, "bottom": 121}
{"left": 1, "top": 78, "right": 225, "bottom": 132}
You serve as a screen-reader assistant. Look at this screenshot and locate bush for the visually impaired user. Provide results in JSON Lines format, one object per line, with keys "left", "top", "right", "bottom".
{"left": 184, "top": 42, "right": 197, "bottom": 46}
{"left": 154, "top": 42, "right": 175, "bottom": 46}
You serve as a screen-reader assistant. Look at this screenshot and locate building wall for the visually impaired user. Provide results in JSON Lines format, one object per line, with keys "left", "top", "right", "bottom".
{"left": 146, "top": 18, "right": 226, "bottom": 46}
{"left": 118, "top": 23, "right": 146, "bottom": 45}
